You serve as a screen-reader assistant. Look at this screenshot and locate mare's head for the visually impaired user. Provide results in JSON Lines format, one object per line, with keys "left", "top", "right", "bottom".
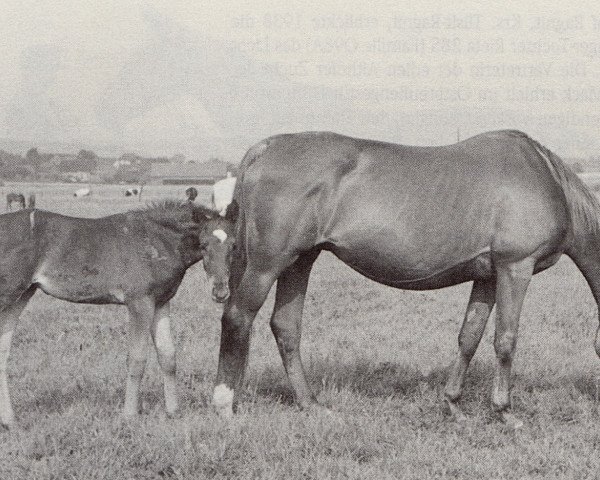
{"left": 194, "top": 202, "right": 238, "bottom": 303}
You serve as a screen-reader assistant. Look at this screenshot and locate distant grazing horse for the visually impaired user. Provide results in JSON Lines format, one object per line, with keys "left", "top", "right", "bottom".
{"left": 27, "top": 194, "right": 36, "bottom": 209}
{"left": 211, "top": 176, "right": 236, "bottom": 216}
{"left": 212, "top": 129, "right": 600, "bottom": 428}
{"left": 185, "top": 186, "right": 198, "bottom": 202}
{"left": 125, "top": 188, "right": 139, "bottom": 197}
{"left": 6, "top": 193, "right": 25, "bottom": 211}
{"left": 73, "top": 187, "right": 91, "bottom": 197}
{"left": 0, "top": 200, "right": 237, "bottom": 427}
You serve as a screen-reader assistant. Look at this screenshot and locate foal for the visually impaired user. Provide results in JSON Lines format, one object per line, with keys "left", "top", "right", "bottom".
{"left": 0, "top": 200, "right": 236, "bottom": 428}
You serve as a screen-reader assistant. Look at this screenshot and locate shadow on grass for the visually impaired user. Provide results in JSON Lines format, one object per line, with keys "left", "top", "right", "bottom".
{"left": 250, "top": 359, "right": 600, "bottom": 406}
{"left": 15, "top": 381, "right": 166, "bottom": 418}
{"left": 250, "top": 359, "right": 493, "bottom": 405}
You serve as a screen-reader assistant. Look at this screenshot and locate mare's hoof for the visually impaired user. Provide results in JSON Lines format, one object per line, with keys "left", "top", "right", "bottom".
{"left": 165, "top": 410, "right": 181, "bottom": 420}
{"left": 213, "top": 402, "right": 234, "bottom": 420}
{"left": 499, "top": 411, "right": 524, "bottom": 430}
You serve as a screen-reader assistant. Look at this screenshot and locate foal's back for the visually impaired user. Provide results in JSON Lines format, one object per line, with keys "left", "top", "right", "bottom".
{"left": 0, "top": 209, "right": 187, "bottom": 306}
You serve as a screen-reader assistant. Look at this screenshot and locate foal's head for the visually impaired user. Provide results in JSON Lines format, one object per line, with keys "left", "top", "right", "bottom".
{"left": 194, "top": 202, "right": 238, "bottom": 303}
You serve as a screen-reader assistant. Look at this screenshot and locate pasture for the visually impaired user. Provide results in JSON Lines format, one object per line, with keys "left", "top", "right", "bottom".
{"left": 1, "top": 182, "right": 600, "bottom": 479}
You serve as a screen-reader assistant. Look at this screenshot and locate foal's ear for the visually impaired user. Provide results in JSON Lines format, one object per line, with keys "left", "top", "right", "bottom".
{"left": 192, "top": 207, "right": 216, "bottom": 223}
{"left": 224, "top": 200, "right": 239, "bottom": 223}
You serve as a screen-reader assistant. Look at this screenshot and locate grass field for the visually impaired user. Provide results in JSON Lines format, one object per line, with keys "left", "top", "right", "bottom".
{"left": 1, "top": 182, "right": 600, "bottom": 479}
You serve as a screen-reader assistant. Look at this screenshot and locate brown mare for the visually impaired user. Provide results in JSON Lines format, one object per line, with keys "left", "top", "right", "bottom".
{"left": 212, "top": 129, "right": 600, "bottom": 428}
{"left": 6, "top": 193, "right": 25, "bottom": 211}
{"left": 0, "top": 200, "right": 236, "bottom": 428}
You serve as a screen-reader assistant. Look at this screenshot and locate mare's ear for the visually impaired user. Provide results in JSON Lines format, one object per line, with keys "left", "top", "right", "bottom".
{"left": 224, "top": 200, "right": 239, "bottom": 223}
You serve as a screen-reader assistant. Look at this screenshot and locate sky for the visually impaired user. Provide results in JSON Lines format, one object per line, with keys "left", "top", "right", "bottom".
{"left": 1, "top": 0, "right": 600, "bottom": 160}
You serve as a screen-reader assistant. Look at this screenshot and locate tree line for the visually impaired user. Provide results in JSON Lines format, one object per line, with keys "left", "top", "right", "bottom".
{"left": 0, "top": 147, "right": 173, "bottom": 183}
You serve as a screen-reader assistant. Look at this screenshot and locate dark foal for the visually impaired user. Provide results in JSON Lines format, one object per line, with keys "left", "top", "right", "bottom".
{"left": 0, "top": 200, "right": 236, "bottom": 428}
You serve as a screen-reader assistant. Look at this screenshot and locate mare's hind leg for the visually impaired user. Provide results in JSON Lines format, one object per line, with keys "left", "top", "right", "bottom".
{"left": 0, "top": 286, "right": 36, "bottom": 428}
{"left": 445, "top": 279, "right": 496, "bottom": 420}
{"left": 270, "top": 252, "right": 319, "bottom": 409}
{"left": 150, "top": 301, "right": 178, "bottom": 416}
{"left": 491, "top": 258, "right": 534, "bottom": 428}
{"left": 213, "top": 266, "right": 278, "bottom": 417}
{"left": 123, "top": 296, "right": 154, "bottom": 417}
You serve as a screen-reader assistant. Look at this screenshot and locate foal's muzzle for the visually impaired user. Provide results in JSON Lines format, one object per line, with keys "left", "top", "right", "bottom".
{"left": 209, "top": 277, "right": 230, "bottom": 303}
{"left": 212, "top": 287, "right": 230, "bottom": 303}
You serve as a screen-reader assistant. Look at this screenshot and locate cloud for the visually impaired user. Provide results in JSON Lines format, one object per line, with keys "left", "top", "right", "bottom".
{"left": 123, "top": 96, "right": 224, "bottom": 148}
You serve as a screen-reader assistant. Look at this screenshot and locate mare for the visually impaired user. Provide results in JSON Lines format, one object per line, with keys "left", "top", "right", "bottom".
{"left": 212, "top": 129, "right": 600, "bottom": 428}
{"left": 6, "top": 193, "right": 25, "bottom": 211}
{"left": 0, "top": 200, "right": 237, "bottom": 428}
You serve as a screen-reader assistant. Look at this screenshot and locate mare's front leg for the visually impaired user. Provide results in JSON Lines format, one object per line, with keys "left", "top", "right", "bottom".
{"left": 445, "top": 279, "right": 496, "bottom": 420}
{"left": 123, "top": 296, "right": 154, "bottom": 417}
{"left": 150, "top": 301, "right": 178, "bottom": 416}
{"left": 213, "top": 266, "right": 277, "bottom": 418}
{"left": 492, "top": 258, "right": 534, "bottom": 428}
{"left": 0, "top": 287, "right": 36, "bottom": 428}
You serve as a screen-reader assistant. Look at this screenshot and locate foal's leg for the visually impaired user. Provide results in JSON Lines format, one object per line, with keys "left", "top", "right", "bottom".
{"left": 445, "top": 279, "right": 496, "bottom": 420}
{"left": 491, "top": 258, "right": 534, "bottom": 428}
{"left": 0, "top": 287, "right": 36, "bottom": 428}
{"left": 270, "top": 253, "right": 318, "bottom": 409}
{"left": 150, "top": 301, "right": 178, "bottom": 416}
{"left": 123, "top": 296, "right": 154, "bottom": 417}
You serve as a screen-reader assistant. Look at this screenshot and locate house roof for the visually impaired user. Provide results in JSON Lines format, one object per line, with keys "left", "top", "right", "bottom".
{"left": 150, "top": 160, "right": 228, "bottom": 179}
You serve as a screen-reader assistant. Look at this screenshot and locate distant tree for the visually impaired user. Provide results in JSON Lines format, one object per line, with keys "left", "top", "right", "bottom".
{"left": 25, "top": 147, "right": 42, "bottom": 170}
{"left": 226, "top": 163, "right": 239, "bottom": 176}
{"left": 59, "top": 157, "right": 97, "bottom": 173}
{"left": 78, "top": 149, "right": 97, "bottom": 161}
{"left": 571, "top": 162, "right": 584, "bottom": 174}
{"left": 120, "top": 152, "right": 141, "bottom": 162}
{"left": 0, "top": 150, "right": 26, "bottom": 179}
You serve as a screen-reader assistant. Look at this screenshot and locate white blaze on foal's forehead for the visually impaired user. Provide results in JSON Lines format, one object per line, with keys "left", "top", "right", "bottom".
{"left": 212, "top": 229, "right": 228, "bottom": 242}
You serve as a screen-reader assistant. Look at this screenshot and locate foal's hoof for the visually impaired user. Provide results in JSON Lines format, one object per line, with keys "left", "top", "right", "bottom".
{"left": 499, "top": 411, "right": 524, "bottom": 430}
{"left": 121, "top": 409, "right": 142, "bottom": 421}
{"left": 445, "top": 399, "right": 468, "bottom": 423}
{"left": 0, "top": 421, "right": 14, "bottom": 432}
{"left": 301, "top": 402, "right": 330, "bottom": 415}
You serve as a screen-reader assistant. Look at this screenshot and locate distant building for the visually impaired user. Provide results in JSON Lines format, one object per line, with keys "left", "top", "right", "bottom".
{"left": 150, "top": 160, "right": 230, "bottom": 185}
